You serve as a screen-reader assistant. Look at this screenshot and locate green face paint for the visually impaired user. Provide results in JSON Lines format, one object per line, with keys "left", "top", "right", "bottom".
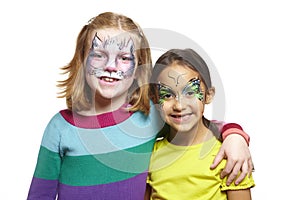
{"left": 157, "top": 78, "right": 204, "bottom": 105}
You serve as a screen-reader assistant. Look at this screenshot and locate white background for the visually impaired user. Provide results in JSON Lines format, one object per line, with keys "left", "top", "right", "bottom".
{"left": 1, "top": 0, "right": 299, "bottom": 199}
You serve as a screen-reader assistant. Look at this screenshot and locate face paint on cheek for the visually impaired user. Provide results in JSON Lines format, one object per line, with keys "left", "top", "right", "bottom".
{"left": 117, "top": 39, "right": 136, "bottom": 78}
{"left": 86, "top": 53, "right": 107, "bottom": 78}
{"left": 87, "top": 60, "right": 135, "bottom": 79}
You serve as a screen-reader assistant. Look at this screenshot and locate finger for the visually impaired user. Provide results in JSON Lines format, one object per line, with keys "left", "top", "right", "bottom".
{"left": 210, "top": 148, "right": 225, "bottom": 169}
{"left": 234, "top": 161, "right": 248, "bottom": 185}
{"left": 225, "top": 161, "right": 242, "bottom": 186}
{"left": 248, "top": 158, "right": 254, "bottom": 177}
{"left": 220, "top": 159, "right": 235, "bottom": 179}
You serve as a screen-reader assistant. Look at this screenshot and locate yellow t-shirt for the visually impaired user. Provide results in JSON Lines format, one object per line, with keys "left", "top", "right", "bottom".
{"left": 147, "top": 137, "right": 255, "bottom": 200}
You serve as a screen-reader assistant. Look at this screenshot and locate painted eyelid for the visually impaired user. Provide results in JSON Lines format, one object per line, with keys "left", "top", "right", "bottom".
{"left": 159, "top": 89, "right": 174, "bottom": 96}
{"left": 158, "top": 87, "right": 176, "bottom": 99}
{"left": 181, "top": 80, "right": 202, "bottom": 98}
{"left": 182, "top": 83, "right": 199, "bottom": 93}
{"left": 90, "top": 51, "right": 107, "bottom": 59}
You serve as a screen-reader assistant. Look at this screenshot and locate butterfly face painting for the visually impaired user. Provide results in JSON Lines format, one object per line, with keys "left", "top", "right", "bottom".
{"left": 157, "top": 78, "right": 204, "bottom": 106}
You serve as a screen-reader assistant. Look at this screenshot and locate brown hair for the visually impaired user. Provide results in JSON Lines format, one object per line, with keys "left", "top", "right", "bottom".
{"left": 57, "top": 12, "right": 152, "bottom": 114}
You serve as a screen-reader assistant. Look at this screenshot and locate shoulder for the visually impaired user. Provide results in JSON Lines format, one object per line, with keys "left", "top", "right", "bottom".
{"left": 43, "top": 110, "right": 72, "bottom": 133}
{"left": 130, "top": 102, "right": 164, "bottom": 133}
{"left": 153, "top": 137, "right": 167, "bottom": 151}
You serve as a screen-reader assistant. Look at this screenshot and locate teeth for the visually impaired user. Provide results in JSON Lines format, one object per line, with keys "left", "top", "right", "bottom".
{"left": 93, "top": 70, "right": 124, "bottom": 80}
{"left": 103, "top": 77, "right": 115, "bottom": 82}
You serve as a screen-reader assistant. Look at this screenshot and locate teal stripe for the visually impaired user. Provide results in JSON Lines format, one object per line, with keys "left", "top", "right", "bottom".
{"left": 34, "top": 146, "right": 61, "bottom": 180}
{"left": 41, "top": 105, "right": 164, "bottom": 156}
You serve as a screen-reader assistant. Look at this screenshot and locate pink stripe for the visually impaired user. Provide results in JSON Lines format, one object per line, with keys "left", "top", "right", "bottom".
{"left": 60, "top": 104, "right": 133, "bottom": 129}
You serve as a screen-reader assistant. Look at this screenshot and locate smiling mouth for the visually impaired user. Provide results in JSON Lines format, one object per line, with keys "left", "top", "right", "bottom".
{"left": 171, "top": 113, "right": 192, "bottom": 119}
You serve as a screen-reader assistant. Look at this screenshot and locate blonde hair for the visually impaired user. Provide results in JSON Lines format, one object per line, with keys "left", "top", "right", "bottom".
{"left": 57, "top": 12, "right": 152, "bottom": 115}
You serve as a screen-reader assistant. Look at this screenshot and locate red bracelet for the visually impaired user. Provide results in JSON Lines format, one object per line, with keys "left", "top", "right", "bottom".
{"left": 222, "top": 128, "right": 250, "bottom": 146}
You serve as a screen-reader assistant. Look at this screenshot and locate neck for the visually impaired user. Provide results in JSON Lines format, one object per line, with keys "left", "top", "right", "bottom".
{"left": 78, "top": 93, "right": 128, "bottom": 116}
{"left": 168, "top": 122, "right": 213, "bottom": 146}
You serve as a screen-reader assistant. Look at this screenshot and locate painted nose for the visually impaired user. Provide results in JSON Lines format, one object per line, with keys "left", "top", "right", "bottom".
{"left": 105, "top": 58, "right": 117, "bottom": 72}
{"left": 105, "top": 66, "right": 117, "bottom": 72}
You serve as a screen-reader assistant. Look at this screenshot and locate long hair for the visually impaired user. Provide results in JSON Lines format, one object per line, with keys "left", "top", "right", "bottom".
{"left": 57, "top": 12, "right": 152, "bottom": 114}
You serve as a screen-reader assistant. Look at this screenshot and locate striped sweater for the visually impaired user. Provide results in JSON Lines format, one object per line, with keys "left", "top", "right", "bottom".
{"left": 27, "top": 103, "right": 244, "bottom": 199}
{"left": 27, "top": 104, "right": 164, "bottom": 200}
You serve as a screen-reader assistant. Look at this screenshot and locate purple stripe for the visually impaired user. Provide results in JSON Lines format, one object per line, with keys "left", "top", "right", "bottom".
{"left": 58, "top": 172, "right": 147, "bottom": 200}
{"left": 28, "top": 172, "right": 147, "bottom": 200}
{"left": 27, "top": 177, "right": 58, "bottom": 200}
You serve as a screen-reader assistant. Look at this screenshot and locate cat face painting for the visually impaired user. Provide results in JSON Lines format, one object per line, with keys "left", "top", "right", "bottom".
{"left": 85, "top": 29, "right": 137, "bottom": 100}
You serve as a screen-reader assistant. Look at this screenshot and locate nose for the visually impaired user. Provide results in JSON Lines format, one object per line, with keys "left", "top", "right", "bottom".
{"left": 104, "top": 58, "right": 117, "bottom": 72}
{"left": 172, "top": 96, "right": 186, "bottom": 111}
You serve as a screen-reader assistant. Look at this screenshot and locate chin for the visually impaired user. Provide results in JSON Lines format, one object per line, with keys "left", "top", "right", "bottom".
{"left": 171, "top": 125, "right": 192, "bottom": 133}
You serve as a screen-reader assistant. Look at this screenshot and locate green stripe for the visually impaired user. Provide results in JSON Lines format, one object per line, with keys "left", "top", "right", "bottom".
{"left": 34, "top": 139, "right": 155, "bottom": 186}
{"left": 60, "top": 139, "right": 155, "bottom": 186}
{"left": 33, "top": 146, "right": 61, "bottom": 180}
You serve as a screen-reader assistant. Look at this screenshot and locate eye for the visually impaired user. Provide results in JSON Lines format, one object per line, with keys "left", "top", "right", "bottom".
{"left": 182, "top": 84, "right": 199, "bottom": 98}
{"left": 182, "top": 78, "right": 204, "bottom": 100}
{"left": 117, "top": 54, "right": 134, "bottom": 64}
{"left": 158, "top": 91, "right": 175, "bottom": 105}
{"left": 162, "top": 93, "right": 174, "bottom": 99}
{"left": 184, "top": 90, "right": 197, "bottom": 97}
{"left": 158, "top": 84, "right": 176, "bottom": 102}
{"left": 90, "top": 51, "right": 107, "bottom": 60}
{"left": 121, "top": 56, "right": 133, "bottom": 61}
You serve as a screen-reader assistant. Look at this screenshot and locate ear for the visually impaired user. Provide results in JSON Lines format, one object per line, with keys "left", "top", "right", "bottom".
{"left": 205, "top": 87, "right": 215, "bottom": 104}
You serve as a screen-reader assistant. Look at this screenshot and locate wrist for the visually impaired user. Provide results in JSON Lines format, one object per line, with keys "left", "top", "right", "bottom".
{"left": 222, "top": 128, "right": 250, "bottom": 146}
